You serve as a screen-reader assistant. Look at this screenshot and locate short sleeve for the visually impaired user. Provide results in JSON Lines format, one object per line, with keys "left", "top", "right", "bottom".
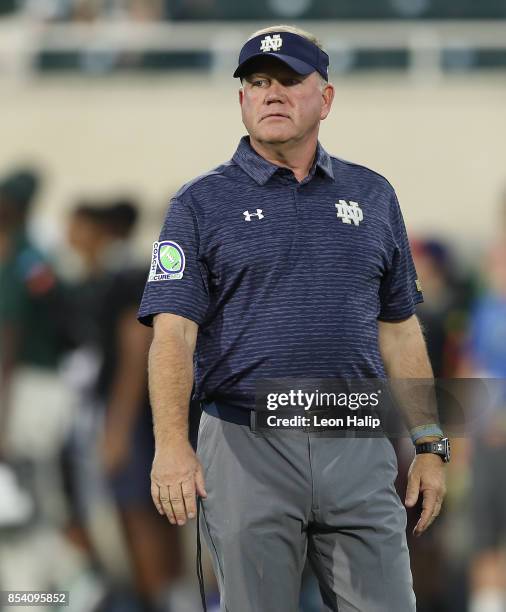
{"left": 378, "top": 191, "right": 423, "bottom": 321}
{"left": 137, "top": 197, "right": 210, "bottom": 327}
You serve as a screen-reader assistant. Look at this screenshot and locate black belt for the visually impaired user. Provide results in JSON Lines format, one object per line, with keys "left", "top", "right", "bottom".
{"left": 202, "top": 400, "right": 254, "bottom": 427}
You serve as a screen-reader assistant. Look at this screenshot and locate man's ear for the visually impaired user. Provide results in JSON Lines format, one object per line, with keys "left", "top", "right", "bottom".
{"left": 238, "top": 88, "right": 244, "bottom": 106}
{"left": 320, "top": 82, "right": 335, "bottom": 121}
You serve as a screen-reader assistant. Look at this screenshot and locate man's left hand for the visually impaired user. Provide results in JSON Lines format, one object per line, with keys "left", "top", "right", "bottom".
{"left": 404, "top": 452, "right": 446, "bottom": 536}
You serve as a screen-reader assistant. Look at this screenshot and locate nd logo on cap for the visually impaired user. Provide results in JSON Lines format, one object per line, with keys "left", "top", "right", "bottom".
{"left": 260, "top": 34, "right": 283, "bottom": 52}
{"left": 234, "top": 31, "right": 329, "bottom": 82}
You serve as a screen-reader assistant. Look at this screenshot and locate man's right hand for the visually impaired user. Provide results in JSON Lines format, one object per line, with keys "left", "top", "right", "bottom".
{"left": 150, "top": 440, "right": 207, "bottom": 526}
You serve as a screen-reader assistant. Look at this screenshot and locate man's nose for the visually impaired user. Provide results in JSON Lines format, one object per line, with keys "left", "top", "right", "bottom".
{"left": 265, "top": 82, "right": 286, "bottom": 104}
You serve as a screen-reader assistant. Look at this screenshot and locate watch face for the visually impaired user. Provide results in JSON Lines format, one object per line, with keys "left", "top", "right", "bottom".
{"left": 416, "top": 439, "right": 450, "bottom": 462}
{"left": 415, "top": 438, "right": 450, "bottom": 462}
{"left": 436, "top": 439, "right": 451, "bottom": 462}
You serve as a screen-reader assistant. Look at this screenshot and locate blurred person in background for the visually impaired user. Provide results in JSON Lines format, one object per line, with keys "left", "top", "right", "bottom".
{"left": 463, "top": 195, "right": 506, "bottom": 612}
{"left": 411, "top": 238, "right": 474, "bottom": 378}
{"left": 18, "top": 0, "right": 164, "bottom": 22}
{"left": 0, "top": 167, "right": 77, "bottom": 598}
{"left": 59, "top": 203, "right": 116, "bottom": 610}
{"left": 126, "top": 0, "right": 163, "bottom": 21}
{"left": 17, "top": 0, "right": 96, "bottom": 22}
{"left": 403, "top": 237, "right": 476, "bottom": 612}
{"left": 0, "top": 167, "right": 70, "bottom": 459}
{"left": 70, "top": 0, "right": 163, "bottom": 22}
{"left": 64, "top": 199, "right": 183, "bottom": 612}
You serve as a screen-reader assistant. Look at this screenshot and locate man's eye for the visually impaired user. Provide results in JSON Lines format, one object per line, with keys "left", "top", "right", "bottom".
{"left": 252, "top": 80, "right": 266, "bottom": 87}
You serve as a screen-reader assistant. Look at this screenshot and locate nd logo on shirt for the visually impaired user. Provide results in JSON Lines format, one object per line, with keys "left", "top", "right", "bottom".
{"left": 335, "top": 200, "right": 363, "bottom": 226}
{"left": 149, "top": 240, "right": 185, "bottom": 282}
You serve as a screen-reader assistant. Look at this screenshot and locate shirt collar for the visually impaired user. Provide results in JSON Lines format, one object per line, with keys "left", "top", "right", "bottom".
{"left": 232, "top": 135, "right": 334, "bottom": 185}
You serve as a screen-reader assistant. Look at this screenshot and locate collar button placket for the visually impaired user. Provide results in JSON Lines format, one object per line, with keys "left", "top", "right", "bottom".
{"left": 292, "top": 184, "right": 301, "bottom": 237}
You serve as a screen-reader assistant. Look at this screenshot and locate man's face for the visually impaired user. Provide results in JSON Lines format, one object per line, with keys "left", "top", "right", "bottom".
{"left": 67, "top": 213, "right": 106, "bottom": 257}
{"left": 238, "top": 57, "right": 334, "bottom": 146}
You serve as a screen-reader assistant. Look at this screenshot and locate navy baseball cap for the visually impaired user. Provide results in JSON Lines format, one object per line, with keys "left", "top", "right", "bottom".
{"left": 233, "top": 31, "right": 329, "bottom": 81}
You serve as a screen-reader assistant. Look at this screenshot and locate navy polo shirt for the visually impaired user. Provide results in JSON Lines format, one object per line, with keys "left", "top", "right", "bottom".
{"left": 138, "top": 136, "right": 423, "bottom": 409}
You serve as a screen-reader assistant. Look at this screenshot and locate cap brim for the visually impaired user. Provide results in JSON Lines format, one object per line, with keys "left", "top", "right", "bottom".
{"left": 233, "top": 53, "right": 315, "bottom": 78}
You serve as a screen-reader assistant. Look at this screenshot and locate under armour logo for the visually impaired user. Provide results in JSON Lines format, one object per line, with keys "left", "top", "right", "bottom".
{"left": 335, "top": 200, "right": 363, "bottom": 226}
{"left": 243, "top": 209, "right": 264, "bottom": 221}
{"left": 260, "top": 34, "right": 283, "bottom": 53}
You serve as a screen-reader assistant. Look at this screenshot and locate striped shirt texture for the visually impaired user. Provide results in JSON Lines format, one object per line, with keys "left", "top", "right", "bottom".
{"left": 138, "top": 136, "right": 423, "bottom": 409}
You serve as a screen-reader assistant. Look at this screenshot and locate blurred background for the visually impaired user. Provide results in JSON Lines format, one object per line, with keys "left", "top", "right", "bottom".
{"left": 1, "top": 2, "right": 506, "bottom": 611}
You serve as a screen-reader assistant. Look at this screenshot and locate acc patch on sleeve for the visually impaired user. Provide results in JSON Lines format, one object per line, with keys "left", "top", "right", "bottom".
{"left": 148, "top": 240, "right": 186, "bottom": 282}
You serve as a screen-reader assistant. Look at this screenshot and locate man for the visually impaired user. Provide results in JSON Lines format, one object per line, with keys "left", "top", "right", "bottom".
{"left": 0, "top": 168, "right": 67, "bottom": 456}
{"left": 64, "top": 200, "right": 183, "bottom": 612}
{"left": 138, "top": 25, "right": 448, "bottom": 612}
{"left": 465, "top": 196, "right": 506, "bottom": 612}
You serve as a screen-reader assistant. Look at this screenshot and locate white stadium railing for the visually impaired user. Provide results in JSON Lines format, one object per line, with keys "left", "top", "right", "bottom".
{"left": 1, "top": 19, "right": 506, "bottom": 79}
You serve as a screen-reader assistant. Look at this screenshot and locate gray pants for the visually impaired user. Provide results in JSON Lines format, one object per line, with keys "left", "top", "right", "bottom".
{"left": 197, "top": 411, "right": 416, "bottom": 612}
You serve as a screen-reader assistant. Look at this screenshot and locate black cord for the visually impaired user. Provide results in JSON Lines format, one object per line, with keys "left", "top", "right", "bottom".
{"left": 196, "top": 496, "right": 207, "bottom": 612}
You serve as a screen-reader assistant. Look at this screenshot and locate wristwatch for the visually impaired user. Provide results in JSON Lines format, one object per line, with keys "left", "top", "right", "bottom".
{"left": 415, "top": 437, "right": 451, "bottom": 463}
